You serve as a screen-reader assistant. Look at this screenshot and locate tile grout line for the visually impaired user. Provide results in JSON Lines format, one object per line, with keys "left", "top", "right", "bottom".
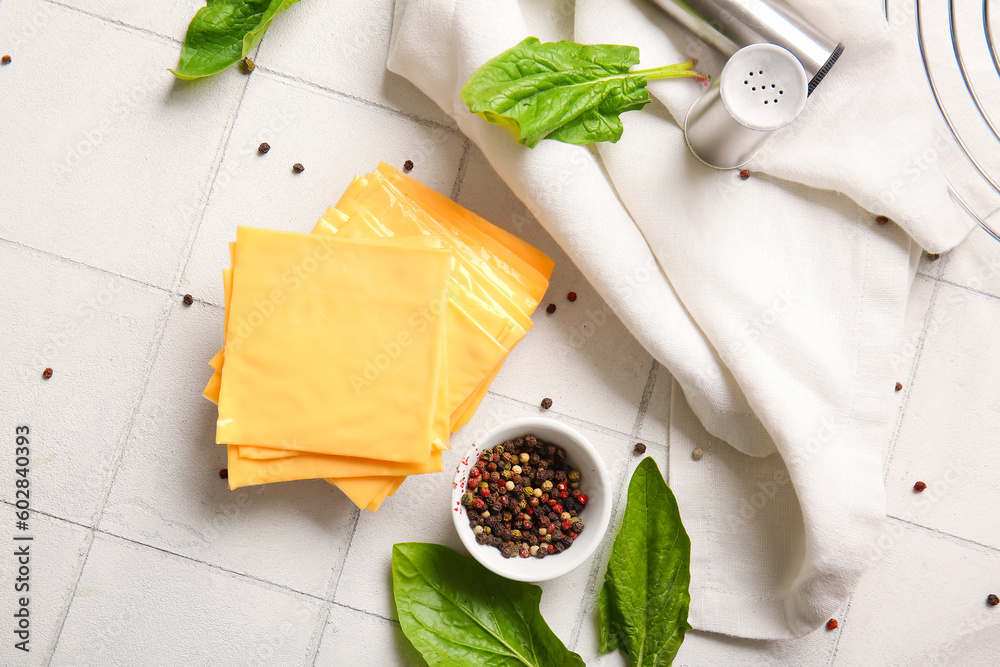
{"left": 886, "top": 514, "right": 1000, "bottom": 555}
{"left": 450, "top": 139, "right": 472, "bottom": 200}
{"left": 330, "top": 601, "right": 398, "bottom": 625}
{"left": 916, "top": 271, "right": 1000, "bottom": 303}
{"left": 255, "top": 66, "right": 458, "bottom": 134}
{"left": 826, "top": 594, "right": 854, "bottom": 667}
{"left": 486, "top": 391, "right": 636, "bottom": 441}
{"left": 43, "top": 293, "right": 176, "bottom": 666}
{"left": 630, "top": 360, "right": 659, "bottom": 440}
{"left": 95, "top": 526, "right": 333, "bottom": 603}
{"left": 43, "top": 0, "right": 181, "bottom": 46}
{"left": 307, "top": 508, "right": 363, "bottom": 666}
{"left": 882, "top": 281, "right": 940, "bottom": 478}
{"left": 303, "top": 607, "right": 331, "bottom": 667}
{"left": 45, "top": 62, "right": 257, "bottom": 663}
{"left": 168, "top": 64, "right": 255, "bottom": 292}
{"left": 568, "top": 360, "right": 660, "bottom": 651}
{"left": 4, "top": 501, "right": 411, "bottom": 615}
{"left": 0, "top": 236, "right": 173, "bottom": 296}
{"left": 42, "top": 0, "right": 454, "bottom": 132}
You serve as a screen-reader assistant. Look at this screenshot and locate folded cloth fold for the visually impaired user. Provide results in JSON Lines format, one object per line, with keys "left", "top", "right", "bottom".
{"left": 388, "top": 0, "right": 974, "bottom": 639}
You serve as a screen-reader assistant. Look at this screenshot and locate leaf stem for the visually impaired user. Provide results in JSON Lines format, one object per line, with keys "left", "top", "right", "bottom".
{"left": 633, "top": 61, "right": 709, "bottom": 84}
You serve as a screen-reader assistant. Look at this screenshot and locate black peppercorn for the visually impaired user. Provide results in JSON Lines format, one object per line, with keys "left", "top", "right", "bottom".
{"left": 403, "top": 159, "right": 414, "bottom": 171}
{"left": 219, "top": 468, "right": 228, "bottom": 479}
{"left": 258, "top": 142, "right": 270, "bottom": 154}
{"left": 988, "top": 594, "right": 999, "bottom": 607}
{"left": 182, "top": 294, "right": 194, "bottom": 306}
{"left": 545, "top": 303, "right": 556, "bottom": 314}
{"left": 634, "top": 442, "right": 646, "bottom": 454}
{"left": 292, "top": 163, "right": 305, "bottom": 173}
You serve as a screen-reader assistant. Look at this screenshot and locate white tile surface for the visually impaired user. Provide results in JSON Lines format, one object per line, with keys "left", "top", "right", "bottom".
{"left": 2, "top": 0, "right": 1000, "bottom": 664}
{"left": 256, "top": 0, "right": 454, "bottom": 126}
{"left": 885, "top": 282, "right": 1000, "bottom": 549}
{"left": 456, "top": 150, "right": 657, "bottom": 435}
{"left": 99, "top": 301, "right": 358, "bottom": 597}
{"left": 939, "top": 223, "right": 1000, "bottom": 299}
{"left": 49, "top": 533, "right": 324, "bottom": 666}
{"left": 0, "top": 242, "right": 169, "bottom": 525}
{"left": 0, "top": 513, "right": 90, "bottom": 666}
{"left": 0, "top": 0, "right": 246, "bottom": 289}
{"left": 315, "top": 605, "right": 425, "bottom": 667}
{"left": 181, "top": 71, "right": 465, "bottom": 305}
{"left": 637, "top": 363, "right": 672, "bottom": 446}
{"left": 52, "top": 0, "right": 205, "bottom": 41}
{"left": 832, "top": 522, "right": 1000, "bottom": 666}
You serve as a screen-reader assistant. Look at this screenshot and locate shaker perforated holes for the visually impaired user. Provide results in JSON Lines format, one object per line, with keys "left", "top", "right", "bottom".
{"left": 721, "top": 44, "right": 808, "bottom": 131}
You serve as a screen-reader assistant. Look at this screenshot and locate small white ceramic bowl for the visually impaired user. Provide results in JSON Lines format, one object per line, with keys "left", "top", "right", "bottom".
{"left": 450, "top": 417, "right": 612, "bottom": 582}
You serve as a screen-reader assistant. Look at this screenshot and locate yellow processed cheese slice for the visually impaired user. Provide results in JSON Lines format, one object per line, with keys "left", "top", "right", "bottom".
{"left": 327, "top": 203, "right": 509, "bottom": 417}
{"left": 203, "top": 372, "right": 222, "bottom": 404}
{"left": 216, "top": 227, "right": 449, "bottom": 463}
{"left": 328, "top": 475, "right": 403, "bottom": 510}
{"left": 349, "top": 175, "right": 538, "bottom": 336}
{"left": 209, "top": 236, "right": 451, "bottom": 457}
{"left": 208, "top": 349, "right": 224, "bottom": 372}
{"left": 375, "top": 164, "right": 549, "bottom": 310}
{"left": 226, "top": 447, "right": 443, "bottom": 488}
{"left": 375, "top": 163, "right": 555, "bottom": 281}
{"left": 237, "top": 445, "right": 298, "bottom": 460}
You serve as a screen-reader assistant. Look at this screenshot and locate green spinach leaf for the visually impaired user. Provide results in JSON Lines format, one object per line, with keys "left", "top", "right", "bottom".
{"left": 460, "top": 37, "right": 706, "bottom": 148}
{"left": 171, "top": 0, "right": 300, "bottom": 80}
{"left": 599, "top": 457, "right": 692, "bottom": 666}
{"left": 392, "top": 542, "right": 584, "bottom": 667}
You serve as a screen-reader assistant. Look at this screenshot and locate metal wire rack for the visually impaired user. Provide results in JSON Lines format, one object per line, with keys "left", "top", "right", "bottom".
{"left": 909, "top": 0, "right": 1000, "bottom": 242}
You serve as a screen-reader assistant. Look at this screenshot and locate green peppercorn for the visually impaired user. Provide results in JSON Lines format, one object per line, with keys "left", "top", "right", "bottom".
{"left": 479, "top": 481, "right": 489, "bottom": 490}
{"left": 511, "top": 529, "right": 521, "bottom": 539}
{"left": 461, "top": 493, "right": 474, "bottom": 506}
{"left": 541, "top": 480, "right": 553, "bottom": 492}
{"left": 496, "top": 444, "right": 505, "bottom": 454}
{"left": 568, "top": 470, "right": 581, "bottom": 482}
{"left": 518, "top": 499, "right": 527, "bottom": 509}
{"left": 482, "top": 451, "right": 493, "bottom": 462}
{"left": 484, "top": 526, "right": 491, "bottom": 534}
{"left": 502, "top": 469, "right": 512, "bottom": 479}
{"left": 523, "top": 486, "right": 533, "bottom": 496}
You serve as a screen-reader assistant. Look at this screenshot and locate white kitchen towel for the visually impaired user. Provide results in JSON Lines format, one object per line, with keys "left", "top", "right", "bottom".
{"left": 388, "top": 0, "right": 975, "bottom": 639}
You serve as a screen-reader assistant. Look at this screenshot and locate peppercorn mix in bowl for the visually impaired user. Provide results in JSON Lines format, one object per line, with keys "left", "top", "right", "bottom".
{"left": 451, "top": 417, "right": 612, "bottom": 582}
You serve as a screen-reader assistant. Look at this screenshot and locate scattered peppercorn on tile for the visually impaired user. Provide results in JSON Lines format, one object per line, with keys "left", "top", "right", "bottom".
{"left": 203, "top": 166, "right": 552, "bottom": 511}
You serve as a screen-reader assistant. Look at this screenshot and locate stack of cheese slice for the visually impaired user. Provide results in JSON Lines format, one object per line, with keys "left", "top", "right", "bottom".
{"left": 202, "top": 163, "right": 553, "bottom": 511}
